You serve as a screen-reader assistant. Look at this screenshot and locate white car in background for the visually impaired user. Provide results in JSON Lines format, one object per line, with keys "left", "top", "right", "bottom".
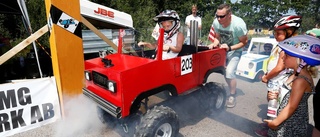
{"left": 236, "top": 37, "right": 278, "bottom": 82}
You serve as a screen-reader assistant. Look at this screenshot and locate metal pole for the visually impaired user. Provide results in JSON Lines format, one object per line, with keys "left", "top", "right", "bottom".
{"left": 18, "top": 0, "right": 43, "bottom": 77}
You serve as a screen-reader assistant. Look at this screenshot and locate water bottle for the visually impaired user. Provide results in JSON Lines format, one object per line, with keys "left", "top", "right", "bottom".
{"left": 267, "top": 81, "right": 279, "bottom": 120}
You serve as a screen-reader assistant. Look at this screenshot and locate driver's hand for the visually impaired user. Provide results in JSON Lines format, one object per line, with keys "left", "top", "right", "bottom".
{"left": 138, "top": 41, "right": 146, "bottom": 47}
{"left": 163, "top": 45, "right": 170, "bottom": 51}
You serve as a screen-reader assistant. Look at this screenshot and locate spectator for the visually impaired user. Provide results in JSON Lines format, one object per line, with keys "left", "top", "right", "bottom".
{"left": 261, "top": 43, "right": 273, "bottom": 55}
{"left": 184, "top": 4, "right": 202, "bottom": 45}
{"left": 138, "top": 10, "right": 184, "bottom": 60}
{"left": 255, "top": 15, "right": 302, "bottom": 137}
{"left": 306, "top": 23, "right": 320, "bottom": 137}
{"left": 306, "top": 23, "right": 320, "bottom": 38}
{"left": 264, "top": 35, "right": 320, "bottom": 137}
{"left": 207, "top": 3, "right": 248, "bottom": 108}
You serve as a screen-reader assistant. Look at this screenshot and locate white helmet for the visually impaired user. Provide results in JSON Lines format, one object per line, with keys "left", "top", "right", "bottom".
{"left": 153, "top": 10, "right": 180, "bottom": 39}
{"left": 278, "top": 35, "right": 320, "bottom": 75}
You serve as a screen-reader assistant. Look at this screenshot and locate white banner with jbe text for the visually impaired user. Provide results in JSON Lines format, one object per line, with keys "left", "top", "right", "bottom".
{"left": 0, "top": 77, "right": 61, "bottom": 136}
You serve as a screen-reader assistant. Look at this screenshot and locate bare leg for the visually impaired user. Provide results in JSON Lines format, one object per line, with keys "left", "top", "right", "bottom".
{"left": 225, "top": 77, "right": 237, "bottom": 108}
{"left": 226, "top": 78, "right": 237, "bottom": 95}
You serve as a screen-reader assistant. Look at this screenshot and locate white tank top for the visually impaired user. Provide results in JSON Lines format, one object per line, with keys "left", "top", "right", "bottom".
{"left": 266, "top": 47, "right": 290, "bottom": 91}
{"left": 267, "top": 47, "right": 281, "bottom": 72}
{"left": 162, "top": 32, "right": 179, "bottom": 60}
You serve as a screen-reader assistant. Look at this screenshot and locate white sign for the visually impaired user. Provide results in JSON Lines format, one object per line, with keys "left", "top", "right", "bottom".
{"left": 57, "top": 12, "right": 79, "bottom": 33}
{"left": 0, "top": 77, "right": 61, "bottom": 136}
{"left": 181, "top": 55, "right": 193, "bottom": 75}
{"left": 80, "top": 0, "right": 133, "bottom": 28}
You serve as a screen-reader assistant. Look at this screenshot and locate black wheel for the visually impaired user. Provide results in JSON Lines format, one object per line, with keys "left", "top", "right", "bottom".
{"left": 254, "top": 71, "right": 265, "bottom": 82}
{"left": 97, "top": 106, "right": 117, "bottom": 128}
{"left": 134, "top": 105, "right": 179, "bottom": 137}
{"left": 204, "top": 82, "right": 227, "bottom": 113}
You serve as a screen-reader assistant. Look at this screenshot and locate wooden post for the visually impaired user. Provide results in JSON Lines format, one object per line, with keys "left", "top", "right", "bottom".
{"left": 44, "top": 0, "right": 84, "bottom": 101}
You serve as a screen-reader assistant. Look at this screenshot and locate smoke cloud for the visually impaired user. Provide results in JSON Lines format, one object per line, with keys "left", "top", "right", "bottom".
{"left": 53, "top": 94, "right": 107, "bottom": 137}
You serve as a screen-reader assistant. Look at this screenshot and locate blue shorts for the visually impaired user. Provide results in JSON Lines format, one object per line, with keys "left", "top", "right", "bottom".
{"left": 225, "top": 51, "right": 241, "bottom": 79}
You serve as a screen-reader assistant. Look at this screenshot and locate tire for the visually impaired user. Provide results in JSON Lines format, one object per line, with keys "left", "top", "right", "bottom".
{"left": 204, "top": 82, "right": 227, "bottom": 113}
{"left": 97, "top": 106, "right": 117, "bottom": 128}
{"left": 134, "top": 105, "right": 179, "bottom": 137}
{"left": 254, "top": 71, "right": 265, "bottom": 82}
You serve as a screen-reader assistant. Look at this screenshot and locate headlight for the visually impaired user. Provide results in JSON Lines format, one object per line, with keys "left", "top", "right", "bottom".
{"left": 84, "top": 71, "right": 91, "bottom": 81}
{"left": 248, "top": 62, "right": 254, "bottom": 69}
{"left": 108, "top": 80, "right": 117, "bottom": 93}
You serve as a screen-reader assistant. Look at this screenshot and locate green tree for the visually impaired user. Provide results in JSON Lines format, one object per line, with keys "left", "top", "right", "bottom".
{"left": 25, "top": 0, "right": 48, "bottom": 47}
{"left": 232, "top": 0, "right": 317, "bottom": 32}
{"left": 0, "top": 0, "right": 48, "bottom": 58}
{"left": 2, "top": 0, "right": 320, "bottom": 54}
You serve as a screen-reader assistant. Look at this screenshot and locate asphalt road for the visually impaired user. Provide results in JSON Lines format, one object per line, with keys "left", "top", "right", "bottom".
{"left": 11, "top": 73, "right": 318, "bottom": 137}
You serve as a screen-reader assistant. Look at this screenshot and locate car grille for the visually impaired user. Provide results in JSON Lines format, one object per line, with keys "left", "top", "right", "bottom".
{"left": 92, "top": 71, "right": 109, "bottom": 90}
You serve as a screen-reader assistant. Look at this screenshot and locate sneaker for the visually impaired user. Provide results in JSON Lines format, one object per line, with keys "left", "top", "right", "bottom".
{"left": 254, "top": 128, "right": 268, "bottom": 137}
{"left": 258, "top": 123, "right": 268, "bottom": 129}
{"left": 226, "top": 96, "right": 236, "bottom": 108}
{"left": 254, "top": 123, "right": 268, "bottom": 137}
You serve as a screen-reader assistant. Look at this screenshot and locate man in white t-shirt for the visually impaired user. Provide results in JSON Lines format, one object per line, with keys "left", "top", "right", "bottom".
{"left": 184, "top": 4, "right": 202, "bottom": 45}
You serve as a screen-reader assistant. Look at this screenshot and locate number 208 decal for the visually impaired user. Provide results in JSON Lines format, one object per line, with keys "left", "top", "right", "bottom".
{"left": 181, "top": 55, "right": 192, "bottom": 75}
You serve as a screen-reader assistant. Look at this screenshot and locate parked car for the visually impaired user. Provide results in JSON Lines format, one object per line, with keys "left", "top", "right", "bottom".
{"left": 236, "top": 37, "right": 278, "bottom": 82}
{"left": 242, "top": 39, "right": 251, "bottom": 55}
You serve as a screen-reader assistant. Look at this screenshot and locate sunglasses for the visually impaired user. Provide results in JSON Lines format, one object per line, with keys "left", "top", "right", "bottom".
{"left": 216, "top": 13, "right": 228, "bottom": 19}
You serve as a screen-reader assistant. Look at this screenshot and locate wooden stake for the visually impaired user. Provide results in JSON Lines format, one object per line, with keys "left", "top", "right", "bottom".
{"left": 81, "top": 16, "right": 118, "bottom": 51}
{"left": 0, "top": 25, "right": 48, "bottom": 65}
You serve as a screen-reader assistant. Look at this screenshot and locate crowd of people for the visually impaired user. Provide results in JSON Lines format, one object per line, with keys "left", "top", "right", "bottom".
{"left": 138, "top": 3, "right": 320, "bottom": 137}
